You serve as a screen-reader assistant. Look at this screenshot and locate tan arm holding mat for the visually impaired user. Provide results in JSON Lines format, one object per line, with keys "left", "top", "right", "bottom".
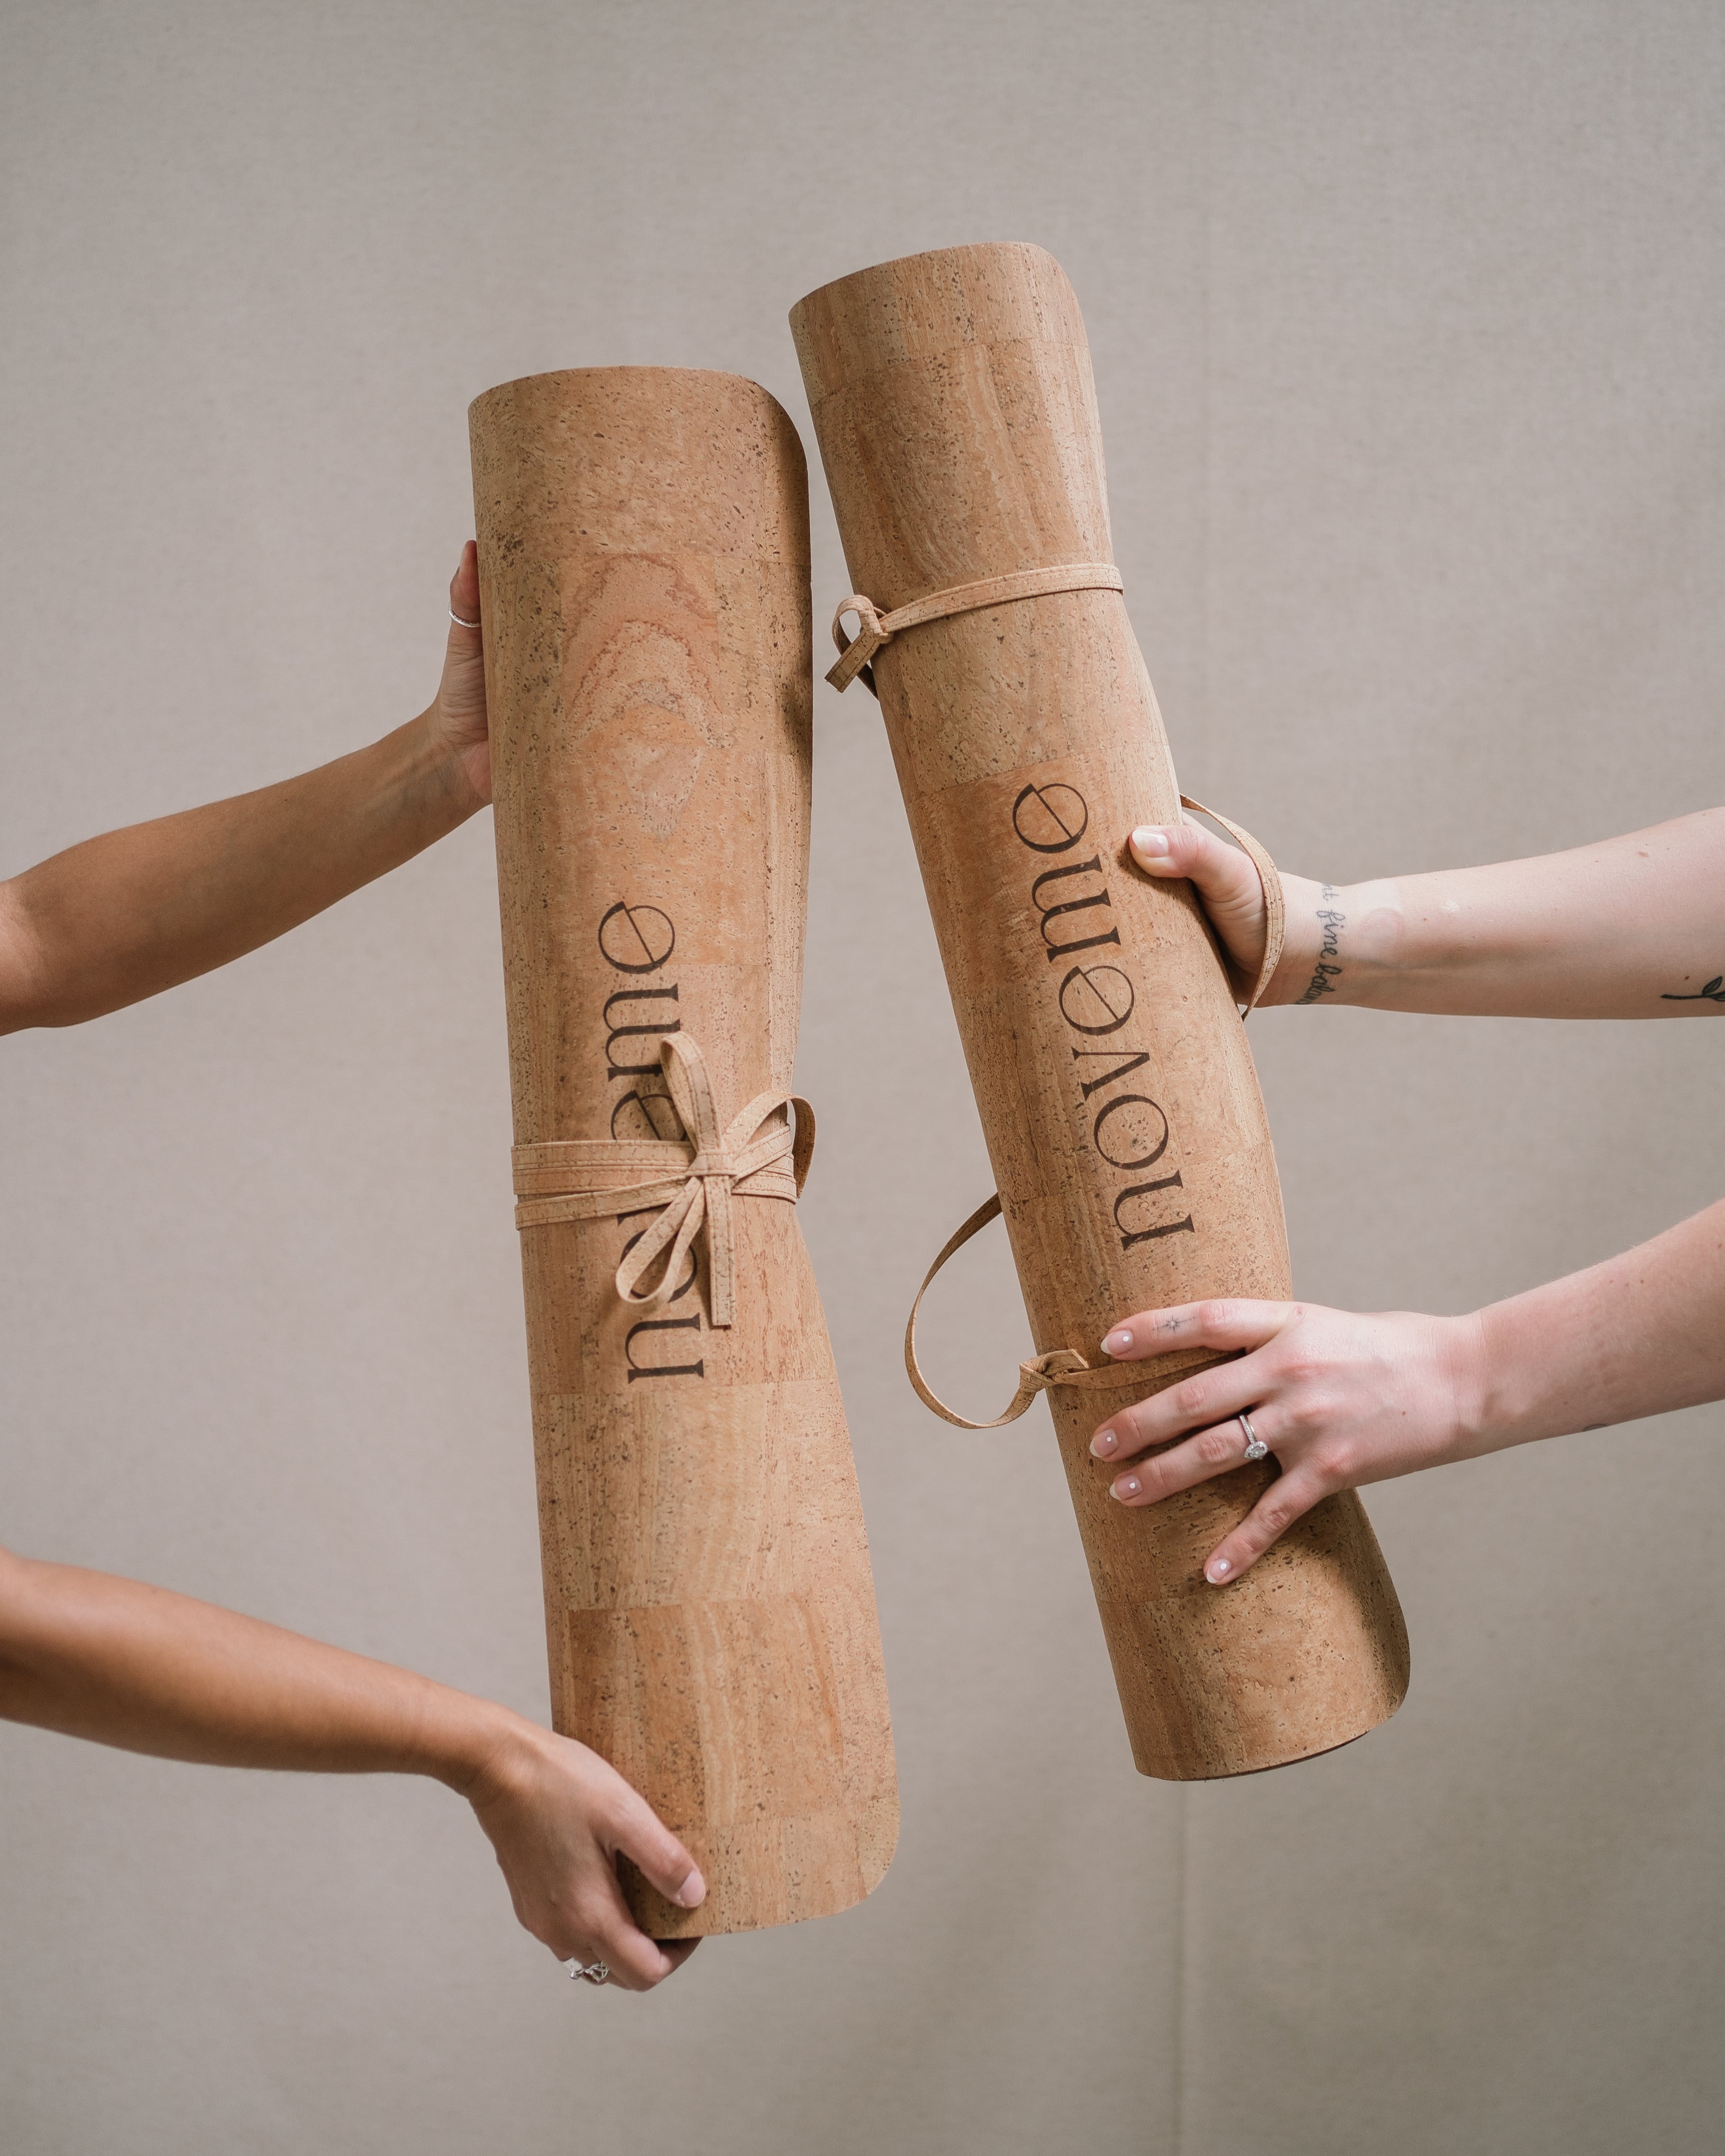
{"left": 791, "top": 244, "right": 1408, "bottom": 1780}
{"left": 470, "top": 367, "right": 897, "bottom": 1933}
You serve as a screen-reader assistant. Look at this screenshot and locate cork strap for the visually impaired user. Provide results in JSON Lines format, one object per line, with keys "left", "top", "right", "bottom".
{"left": 824, "top": 561, "right": 1285, "bottom": 1421}
{"left": 904, "top": 1193, "right": 1222, "bottom": 1430}
{"left": 824, "top": 563, "right": 1284, "bottom": 1016}
{"left": 899, "top": 796, "right": 1283, "bottom": 1427}
{"left": 826, "top": 562, "right": 1125, "bottom": 695}
{"left": 1176, "top": 796, "right": 1285, "bottom": 1016}
{"left": 512, "top": 1033, "right": 813, "bottom": 1330}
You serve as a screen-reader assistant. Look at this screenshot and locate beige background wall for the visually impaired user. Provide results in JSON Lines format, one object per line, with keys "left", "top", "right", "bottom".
{"left": 4, "top": 4, "right": 1723, "bottom": 2150}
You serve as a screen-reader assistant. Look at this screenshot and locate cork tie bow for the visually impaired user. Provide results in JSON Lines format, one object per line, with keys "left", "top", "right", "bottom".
{"left": 511, "top": 1034, "right": 811, "bottom": 1330}
{"left": 613, "top": 1036, "right": 809, "bottom": 1326}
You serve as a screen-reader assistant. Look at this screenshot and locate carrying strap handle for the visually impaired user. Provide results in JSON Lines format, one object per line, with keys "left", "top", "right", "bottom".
{"left": 904, "top": 1192, "right": 1222, "bottom": 1430}
{"left": 825, "top": 562, "right": 1284, "bottom": 1015}
{"left": 1176, "top": 796, "right": 1285, "bottom": 1016}
{"left": 902, "top": 790, "right": 1282, "bottom": 1422}
{"left": 827, "top": 562, "right": 1288, "bottom": 1421}
{"left": 512, "top": 1033, "right": 813, "bottom": 1330}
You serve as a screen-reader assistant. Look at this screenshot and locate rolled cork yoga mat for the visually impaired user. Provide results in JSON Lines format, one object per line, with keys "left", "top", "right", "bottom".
{"left": 469, "top": 366, "right": 897, "bottom": 1931}
{"left": 791, "top": 244, "right": 1409, "bottom": 1779}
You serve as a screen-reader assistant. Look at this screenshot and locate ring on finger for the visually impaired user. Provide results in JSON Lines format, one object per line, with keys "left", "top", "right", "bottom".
{"left": 564, "top": 1958, "right": 609, "bottom": 1986}
{"left": 1237, "top": 1411, "right": 1270, "bottom": 1464}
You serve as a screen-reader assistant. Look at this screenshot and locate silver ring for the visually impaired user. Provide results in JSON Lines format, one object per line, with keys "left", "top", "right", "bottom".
{"left": 450, "top": 608, "right": 481, "bottom": 630}
{"left": 1237, "top": 1412, "right": 1269, "bottom": 1464}
{"left": 565, "top": 1958, "right": 609, "bottom": 1986}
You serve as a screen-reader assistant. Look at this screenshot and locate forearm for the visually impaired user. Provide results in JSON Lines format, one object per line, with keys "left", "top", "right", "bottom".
{"left": 0, "top": 708, "right": 480, "bottom": 1032}
{"left": 1473, "top": 1194, "right": 1725, "bottom": 1448}
{"left": 0, "top": 1551, "right": 509, "bottom": 1792}
{"left": 1262, "top": 808, "right": 1725, "bottom": 1017}
{"left": 1092, "top": 1193, "right": 1725, "bottom": 1582}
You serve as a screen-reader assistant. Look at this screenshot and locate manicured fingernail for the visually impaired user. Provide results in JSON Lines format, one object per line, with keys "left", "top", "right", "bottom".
{"left": 1206, "top": 1558, "right": 1232, "bottom": 1583}
{"left": 675, "top": 1867, "right": 706, "bottom": 1907}
{"left": 1131, "top": 827, "right": 1171, "bottom": 857}
{"left": 1102, "top": 1328, "right": 1133, "bottom": 1356}
{"left": 1111, "top": 1475, "right": 1142, "bottom": 1501}
{"left": 1091, "top": 1427, "right": 1118, "bottom": 1456}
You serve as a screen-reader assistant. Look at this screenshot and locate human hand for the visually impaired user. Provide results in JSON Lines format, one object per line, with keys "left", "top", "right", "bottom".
{"left": 463, "top": 1720, "right": 706, "bottom": 1992}
{"left": 1087, "top": 1298, "right": 1489, "bottom": 1582}
{"left": 1129, "top": 815, "right": 1357, "bottom": 1006}
{"left": 430, "top": 541, "right": 490, "bottom": 810}
{"left": 1128, "top": 816, "right": 1278, "bottom": 993}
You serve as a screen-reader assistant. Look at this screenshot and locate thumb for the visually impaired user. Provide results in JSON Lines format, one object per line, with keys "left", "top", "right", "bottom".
{"left": 1128, "top": 816, "right": 1268, "bottom": 978}
{"left": 448, "top": 540, "right": 482, "bottom": 640}
{"left": 433, "top": 541, "right": 490, "bottom": 806}
{"left": 610, "top": 1792, "right": 706, "bottom": 1912}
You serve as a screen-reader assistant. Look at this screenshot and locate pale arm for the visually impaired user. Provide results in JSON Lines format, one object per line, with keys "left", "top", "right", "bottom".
{"left": 0, "top": 1547, "right": 703, "bottom": 1988}
{"left": 0, "top": 547, "right": 490, "bottom": 1034}
{"left": 1127, "top": 806, "right": 1725, "bottom": 1018}
{"left": 1088, "top": 1194, "right": 1725, "bottom": 1581}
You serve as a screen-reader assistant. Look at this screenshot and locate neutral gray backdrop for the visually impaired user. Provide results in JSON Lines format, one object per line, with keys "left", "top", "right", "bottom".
{"left": 4, "top": 4, "right": 1722, "bottom": 2151}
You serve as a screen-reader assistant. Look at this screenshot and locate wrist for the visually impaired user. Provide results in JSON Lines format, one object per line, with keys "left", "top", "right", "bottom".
{"left": 405, "top": 705, "right": 487, "bottom": 826}
{"left": 413, "top": 1687, "right": 532, "bottom": 1796}
{"left": 1264, "top": 873, "right": 1336, "bottom": 1004}
{"left": 1470, "top": 1289, "right": 1580, "bottom": 1454}
{"left": 1267, "top": 875, "right": 1405, "bottom": 1008}
{"left": 1438, "top": 1308, "right": 1497, "bottom": 1458}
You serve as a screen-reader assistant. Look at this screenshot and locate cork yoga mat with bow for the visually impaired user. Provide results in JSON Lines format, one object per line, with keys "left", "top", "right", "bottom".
{"left": 791, "top": 244, "right": 1409, "bottom": 1780}
{"left": 469, "top": 367, "right": 897, "bottom": 1933}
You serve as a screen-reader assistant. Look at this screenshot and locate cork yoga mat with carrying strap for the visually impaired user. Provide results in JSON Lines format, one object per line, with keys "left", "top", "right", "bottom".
{"left": 469, "top": 367, "right": 897, "bottom": 1933}
{"left": 791, "top": 244, "right": 1409, "bottom": 1780}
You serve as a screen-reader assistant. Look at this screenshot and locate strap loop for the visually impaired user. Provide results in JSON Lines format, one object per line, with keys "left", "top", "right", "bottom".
{"left": 903, "top": 1193, "right": 1219, "bottom": 1430}
{"left": 828, "top": 563, "right": 1125, "bottom": 696}
{"left": 512, "top": 1033, "right": 811, "bottom": 1330}
{"left": 825, "top": 564, "right": 1286, "bottom": 1411}
{"left": 824, "top": 562, "right": 1284, "bottom": 1017}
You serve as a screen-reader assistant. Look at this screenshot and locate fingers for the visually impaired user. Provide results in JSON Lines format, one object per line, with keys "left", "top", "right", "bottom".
{"left": 1088, "top": 1298, "right": 1471, "bottom": 1582}
{"left": 1105, "top": 1409, "right": 1275, "bottom": 1507}
{"left": 448, "top": 540, "right": 481, "bottom": 640}
{"left": 608, "top": 1788, "right": 706, "bottom": 1915}
{"left": 434, "top": 540, "right": 491, "bottom": 806}
{"left": 1198, "top": 1467, "right": 1330, "bottom": 1584}
{"left": 542, "top": 1783, "right": 703, "bottom": 1991}
{"left": 1128, "top": 816, "right": 1267, "bottom": 977}
{"left": 562, "top": 1777, "right": 704, "bottom": 1991}
{"left": 543, "top": 1862, "right": 692, "bottom": 1993}
{"left": 1105, "top": 1411, "right": 1330, "bottom": 1584}
{"left": 1101, "top": 1296, "right": 1294, "bottom": 1363}
{"left": 1090, "top": 1300, "right": 1298, "bottom": 1463}
{"left": 469, "top": 1725, "right": 703, "bottom": 1993}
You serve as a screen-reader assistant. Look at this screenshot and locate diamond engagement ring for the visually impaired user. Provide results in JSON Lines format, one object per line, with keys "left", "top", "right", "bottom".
{"left": 1237, "top": 1412, "right": 1269, "bottom": 1464}
{"left": 565, "top": 1959, "right": 609, "bottom": 1986}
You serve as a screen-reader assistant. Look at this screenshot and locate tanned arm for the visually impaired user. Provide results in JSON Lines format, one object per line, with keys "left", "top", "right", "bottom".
{"left": 0, "top": 546, "right": 490, "bottom": 1035}
{"left": 2, "top": 547, "right": 706, "bottom": 1988}
{"left": 0, "top": 1548, "right": 704, "bottom": 1989}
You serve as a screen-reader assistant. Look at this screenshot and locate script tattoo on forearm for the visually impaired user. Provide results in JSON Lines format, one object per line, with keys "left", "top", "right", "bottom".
{"left": 1660, "top": 973, "right": 1725, "bottom": 1005}
{"left": 1297, "top": 885, "right": 1347, "bottom": 1004}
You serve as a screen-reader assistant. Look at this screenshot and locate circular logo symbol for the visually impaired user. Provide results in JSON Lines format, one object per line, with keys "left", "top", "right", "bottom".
{"left": 598, "top": 900, "right": 676, "bottom": 973}
{"left": 1011, "top": 782, "right": 1090, "bottom": 853}
{"left": 1057, "top": 964, "right": 1136, "bottom": 1036}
